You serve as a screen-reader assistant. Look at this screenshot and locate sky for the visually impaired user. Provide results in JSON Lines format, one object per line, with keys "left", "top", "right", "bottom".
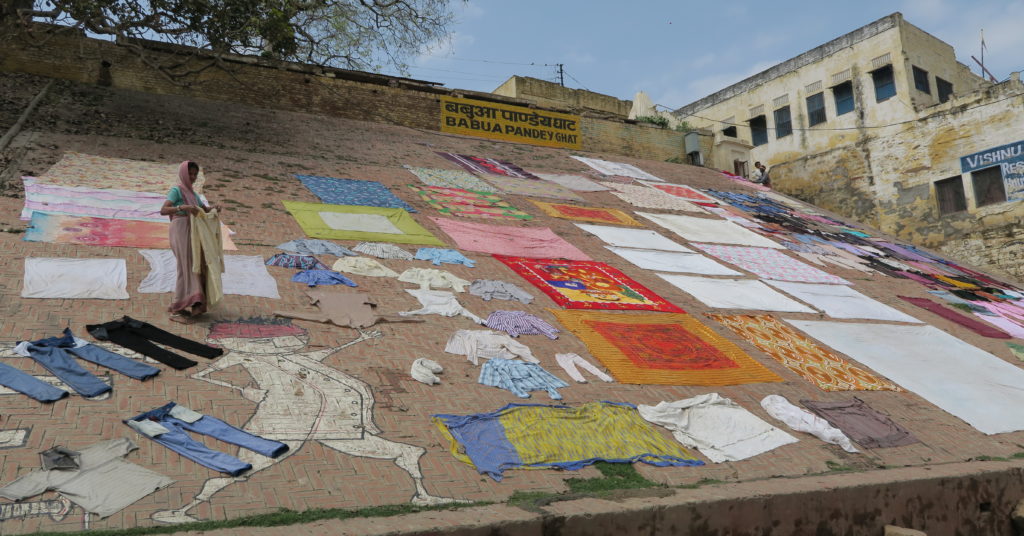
{"left": 389, "top": 0, "right": 1024, "bottom": 111}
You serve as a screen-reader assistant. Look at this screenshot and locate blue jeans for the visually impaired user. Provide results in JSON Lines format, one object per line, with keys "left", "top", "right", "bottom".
{"left": 32, "top": 328, "right": 160, "bottom": 381}
{"left": 126, "top": 402, "right": 289, "bottom": 476}
{"left": 0, "top": 361, "right": 68, "bottom": 402}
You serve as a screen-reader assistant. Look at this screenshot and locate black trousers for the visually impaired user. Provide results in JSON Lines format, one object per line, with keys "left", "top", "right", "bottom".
{"left": 85, "top": 316, "right": 222, "bottom": 370}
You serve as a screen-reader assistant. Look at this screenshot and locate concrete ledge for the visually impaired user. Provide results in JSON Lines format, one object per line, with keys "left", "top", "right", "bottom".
{"left": 181, "top": 459, "right": 1024, "bottom": 535}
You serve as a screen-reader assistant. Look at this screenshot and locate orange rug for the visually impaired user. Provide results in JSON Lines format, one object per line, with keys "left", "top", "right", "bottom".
{"left": 551, "top": 310, "right": 782, "bottom": 385}
{"left": 706, "top": 314, "right": 902, "bottom": 392}
{"left": 530, "top": 200, "right": 643, "bottom": 226}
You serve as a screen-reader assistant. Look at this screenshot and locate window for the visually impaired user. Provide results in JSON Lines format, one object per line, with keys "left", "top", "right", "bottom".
{"left": 912, "top": 66, "right": 930, "bottom": 94}
{"left": 972, "top": 166, "right": 1006, "bottom": 207}
{"left": 832, "top": 81, "right": 855, "bottom": 115}
{"left": 722, "top": 125, "right": 737, "bottom": 138}
{"left": 773, "top": 106, "right": 792, "bottom": 138}
{"left": 934, "top": 176, "right": 967, "bottom": 214}
{"left": 749, "top": 115, "right": 768, "bottom": 146}
{"left": 806, "top": 93, "right": 826, "bottom": 126}
{"left": 937, "top": 77, "right": 953, "bottom": 103}
{"left": 871, "top": 65, "right": 896, "bottom": 102}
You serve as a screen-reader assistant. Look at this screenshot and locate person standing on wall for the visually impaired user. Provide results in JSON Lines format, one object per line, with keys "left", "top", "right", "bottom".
{"left": 751, "top": 161, "right": 771, "bottom": 186}
{"left": 159, "top": 161, "right": 224, "bottom": 324}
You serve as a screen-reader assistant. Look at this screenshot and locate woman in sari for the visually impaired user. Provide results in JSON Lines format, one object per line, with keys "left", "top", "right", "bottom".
{"left": 159, "top": 161, "right": 223, "bottom": 324}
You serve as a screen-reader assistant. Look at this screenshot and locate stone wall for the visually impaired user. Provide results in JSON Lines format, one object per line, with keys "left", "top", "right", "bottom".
{"left": 0, "top": 28, "right": 684, "bottom": 162}
{"left": 493, "top": 75, "right": 633, "bottom": 117}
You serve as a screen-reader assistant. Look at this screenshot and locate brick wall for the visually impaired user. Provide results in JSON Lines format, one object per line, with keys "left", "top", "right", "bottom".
{"left": 0, "top": 29, "right": 686, "bottom": 162}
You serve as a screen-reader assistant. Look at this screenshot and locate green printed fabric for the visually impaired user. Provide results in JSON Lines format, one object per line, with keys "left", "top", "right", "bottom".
{"left": 282, "top": 201, "right": 445, "bottom": 246}
{"left": 404, "top": 166, "right": 499, "bottom": 193}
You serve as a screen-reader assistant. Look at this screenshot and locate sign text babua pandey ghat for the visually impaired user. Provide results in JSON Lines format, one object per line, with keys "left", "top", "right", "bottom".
{"left": 440, "top": 96, "right": 581, "bottom": 149}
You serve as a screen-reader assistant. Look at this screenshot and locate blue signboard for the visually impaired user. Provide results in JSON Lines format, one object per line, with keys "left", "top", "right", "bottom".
{"left": 961, "top": 140, "right": 1024, "bottom": 202}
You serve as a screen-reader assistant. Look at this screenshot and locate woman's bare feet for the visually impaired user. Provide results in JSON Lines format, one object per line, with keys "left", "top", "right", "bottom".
{"left": 169, "top": 313, "right": 192, "bottom": 325}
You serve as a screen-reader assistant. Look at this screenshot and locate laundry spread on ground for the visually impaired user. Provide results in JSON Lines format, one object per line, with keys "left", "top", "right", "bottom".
{"left": 478, "top": 359, "right": 568, "bottom": 399}
{"left": 637, "top": 212, "right": 784, "bottom": 249}
{"left": 139, "top": 250, "right": 280, "bottom": 298}
{"left": 529, "top": 200, "right": 643, "bottom": 226}
{"left": 760, "top": 395, "right": 858, "bottom": 453}
{"left": 331, "top": 256, "right": 400, "bottom": 278}
{"left": 692, "top": 243, "right": 851, "bottom": 284}
{"left": 707, "top": 314, "right": 901, "bottom": 392}
{"left": 657, "top": 275, "right": 816, "bottom": 313}
{"left": 551, "top": 310, "right": 782, "bottom": 385}
{"left": 22, "top": 257, "right": 129, "bottom": 300}
{"left": 435, "top": 152, "right": 539, "bottom": 179}
{"left": 35, "top": 151, "right": 205, "bottom": 192}
{"left": 24, "top": 213, "right": 237, "bottom": 249}
{"left": 570, "top": 156, "right": 664, "bottom": 182}
{"left": 800, "top": 397, "right": 919, "bottom": 449}
{"left": 480, "top": 174, "right": 584, "bottom": 201}
{"left": 431, "top": 218, "right": 591, "bottom": 260}
{"left": 534, "top": 172, "right": 610, "bottom": 192}
{"left": 433, "top": 401, "right": 702, "bottom": 481}
{"left": 605, "top": 183, "right": 704, "bottom": 212}
{"left": 283, "top": 201, "right": 444, "bottom": 245}
{"left": 398, "top": 268, "right": 471, "bottom": 292}
{"left": 414, "top": 248, "right": 476, "bottom": 267}
{"left": 604, "top": 246, "right": 742, "bottom": 276}
{"left": 404, "top": 166, "right": 499, "bottom": 193}
{"left": 767, "top": 281, "right": 921, "bottom": 323}
{"left": 21, "top": 177, "right": 167, "bottom": 221}
{"left": 496, "top": 256, "right": 683, "bottom": 312}
{"left": 408, "top": 185, "right": 532, "bottom": 220}
{"left": 294, "top": 174, "right": 417, "bottom": 212}
{"left": 276, "top": 239, "right": 356, "bottom": 257}
{"left": 574, "top": 223, "right": 691, "bottom": 252}
{"left": 352, "top": 242, "right": 414, "bottom": 260}
{"left": 898, "top": 296, "right": 1010, "bottom": 338}
{"left": 643, "top": 182, "right": 722, "bottom": 204}
{"left": 787, "top": 320, "right": 1024, "bottom": 435}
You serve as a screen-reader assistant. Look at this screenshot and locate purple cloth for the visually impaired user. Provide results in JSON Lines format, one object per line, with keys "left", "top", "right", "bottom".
{"left": 801, "top": 398, "right": 918, "bottom": 449}
{"left": 898, "top": 296, "right": 1010, "bottom": 339}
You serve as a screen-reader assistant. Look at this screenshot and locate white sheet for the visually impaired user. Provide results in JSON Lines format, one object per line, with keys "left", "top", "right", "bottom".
{"left": 22, "top": 258, "right": 128, "bottom": 299}
{"left": 766, "top": 281, "right": 920, "bottom": 323}
{"left": 639, "top": 393, "right": 797, "bottom": 463}
{"left": 319, "top": 212, "right": 402, "bottom": 234}
{"left": 574, "top": 223, "right": 690, "bottom": 252}
{"left": 786, "top": 320, "right": 1024, "bottom": 435}
{"left": 569, "top": 155, "right": 664, "bottom": 181}
{"left": 605, "top": 247, "right": 742, "bottom": 276}
{"left": 657, "top": 274, "right": 816, "bottom": 312}
{"left": 138, "top": 250, "right": 280, "bottom": 298}
{"left": 534, "top": 173, "right": 610, "bottom": 192}
{"left": 637, "top": 212, "right": 784, "bottom": 249}
{"left": 760, "top": 395, "right": 857, "bottom": 452}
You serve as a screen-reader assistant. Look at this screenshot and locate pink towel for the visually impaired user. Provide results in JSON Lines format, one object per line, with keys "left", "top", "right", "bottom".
{"left": 899, "top": 296, "right": 1010, "bottom": 339}
{"left": 431, "top": 217, "right": 591, "bottom": 260}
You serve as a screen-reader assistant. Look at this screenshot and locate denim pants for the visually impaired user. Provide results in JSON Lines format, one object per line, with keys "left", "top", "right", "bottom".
{"left": 24, "top": 329, "right": 160, "bottom": 397}
{"left": 0, "top": 361, "right": 68, "bottom": 402}
{"left": 125, "top": 402, "right": 289, "bottom": 476}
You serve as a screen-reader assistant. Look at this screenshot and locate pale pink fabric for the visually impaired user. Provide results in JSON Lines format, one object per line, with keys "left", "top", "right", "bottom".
{"left": 168, "top": 161, "right": 204, "bottom": 313}
{"left": 430, "top": 217, "right": 591, "bottom": 260}
{"left": 176, "top": 161, "right": 199, "bottom": 207}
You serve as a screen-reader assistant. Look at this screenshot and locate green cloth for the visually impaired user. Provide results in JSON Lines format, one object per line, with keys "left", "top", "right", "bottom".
{"left": 1008, "top": 342, "right": 1024, "bottom": 361}
{"left": 282, "top": 201, "right": 445, "bottom": 246}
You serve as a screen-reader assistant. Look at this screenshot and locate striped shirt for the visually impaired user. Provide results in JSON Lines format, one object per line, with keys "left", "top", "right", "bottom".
{"left": 479, "top": 359, "right": 568, "bottom": 400}
{"left": 352, "top": 242, "right": 414, "bottom": 260}
{"left": 485, "top": 311, "right": 559, "bottom": 339}
{"left": 265, "top": 254, "right": 329, "bottom": 270}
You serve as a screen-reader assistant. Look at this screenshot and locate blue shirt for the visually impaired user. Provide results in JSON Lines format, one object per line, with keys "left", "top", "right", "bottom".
{"left": 291, "top": 270, "right": 357, "bottom": 287}
{"left": 415, "top": 248, "right": 476, "bottom": 267}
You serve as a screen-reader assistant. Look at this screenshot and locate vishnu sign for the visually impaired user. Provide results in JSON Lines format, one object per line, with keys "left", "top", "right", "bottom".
{"left": 440, "top": 96, "right": 581, "bottom": 149}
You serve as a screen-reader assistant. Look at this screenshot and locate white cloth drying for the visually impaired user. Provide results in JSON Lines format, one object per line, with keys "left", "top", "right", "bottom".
{"left": 410, "top": 358, "right": 443, "bottom": 385}
{"left": 398, "top": 289, "right": 483, "bottom": 324}
{"left": 555, "top": 353, "right": 613, "bottom": 383}
{"left": 760, "top": 395, "right": 858, "bottom": 453}
{"left": 444, "top": 330, "right": 537, "bottom": 365}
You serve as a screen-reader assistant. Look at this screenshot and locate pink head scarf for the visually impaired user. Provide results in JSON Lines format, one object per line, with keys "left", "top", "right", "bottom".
{"left": 177, "top": 161, "right": 199, "bottom": 206}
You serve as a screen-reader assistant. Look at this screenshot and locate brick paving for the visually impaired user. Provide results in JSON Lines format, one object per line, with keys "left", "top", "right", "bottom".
{"left": 1, "top": 74, "right": 1023, "bottom": 534}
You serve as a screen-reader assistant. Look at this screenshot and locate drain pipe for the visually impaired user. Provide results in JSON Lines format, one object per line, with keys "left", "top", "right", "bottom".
{"left": 0, "top": 79, "right": 54, "bottom": 152}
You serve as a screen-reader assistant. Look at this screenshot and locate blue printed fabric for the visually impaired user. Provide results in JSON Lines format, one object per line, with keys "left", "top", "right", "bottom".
{"left": 277, "top": 239, "right": 356, "bottom": 257}
{"left": 415, "top": 248, "right": 476, "bottom": 267}
{"left": 295, "top": 175, "right": 417, "bottom": 212}
{"left": 478, "top": 359, "right": 568, "bottom": 400}
{"left": 265, "top": 254, "right": 329, "bottom": 270}
{"left": 291, "top": 270, "right": 357, "bottom": 287}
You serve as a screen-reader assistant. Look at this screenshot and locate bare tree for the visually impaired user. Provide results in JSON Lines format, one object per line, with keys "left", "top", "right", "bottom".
{"left": 2, "top": 0, "right": 459, "bottom": 82}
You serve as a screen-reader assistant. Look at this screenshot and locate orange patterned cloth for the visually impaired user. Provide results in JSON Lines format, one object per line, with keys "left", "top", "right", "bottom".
{"left": 529, "top": 200, "right": 643, "bottom": 226}
{"left": 551, "top": 310, "right": 782, "bottom": 385}
{"left": 706, "top": 314, "right": 901, "bottom": 392}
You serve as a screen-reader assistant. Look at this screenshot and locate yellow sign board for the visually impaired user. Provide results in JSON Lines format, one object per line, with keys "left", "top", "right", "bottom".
{"left": 440, "top": 96, "right": 581, "bottom": 149}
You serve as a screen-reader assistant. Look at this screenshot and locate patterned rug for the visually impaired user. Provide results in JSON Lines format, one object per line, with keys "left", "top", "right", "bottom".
{"left": 431, "top": 218, "right": 590, "bottom": 260}
{"left": 435, "top": 152, "right": 539, "bottom": 179}
{"left": 604, "top": 183, "right": 703, "bottom": 212}
{"left": 433, "top": 401, "right": 702, "bottom": 481}
{"left": 24, "top": 213, "right": 238, "bottom": 249}
{"left": 404, "top": 166, "right": 499, "bottom": 193}
{"left": 408, "top": 185, "right": 531, "bottom": 220}
{"left": 706, "top": 314, "right": 902, "bottom": 391}
{"left": 283, "top": 201, "right": 445, "bottom": 245}
{"left": 691, "top": 243, "right": 850, "bottom": 284}
{"left": 530, "top": 200, "right": 643, "bottom": 226}
{"left": 480, "top": 175, "right": 584, "bottom": 201}
{"left": 551, "top": 310, "right": 783, "bottom": 385}
{"left": 495, "top": 256, "right": 682, "bottom": 312}
{"left": 295, "top": 174, "right": 416, "bottom": 212}
{"left": 36, "top": 152, "right": 205, "bottom": 192}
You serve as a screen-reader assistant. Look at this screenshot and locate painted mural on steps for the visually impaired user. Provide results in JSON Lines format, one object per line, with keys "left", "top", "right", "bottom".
{"left": 152, "top": 317, "right": 465, "bottom": 525}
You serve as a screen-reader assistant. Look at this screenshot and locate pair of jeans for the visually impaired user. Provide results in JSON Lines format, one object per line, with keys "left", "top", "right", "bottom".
{"left": 125, "top": 402, "right": 288, "bottom": 476}
{"left": 0, "top": 361, "right": 67, "bottom": 402}
{"left": 85, "top": 316, "right": 222, "bottom": 370}
{"left": 23, "top": 328, "right": 160, "bottom": 397}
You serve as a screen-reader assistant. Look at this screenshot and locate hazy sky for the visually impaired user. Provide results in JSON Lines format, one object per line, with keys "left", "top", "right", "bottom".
{"left": 389, "top": 0, "right": 1023, "bottom": 110}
